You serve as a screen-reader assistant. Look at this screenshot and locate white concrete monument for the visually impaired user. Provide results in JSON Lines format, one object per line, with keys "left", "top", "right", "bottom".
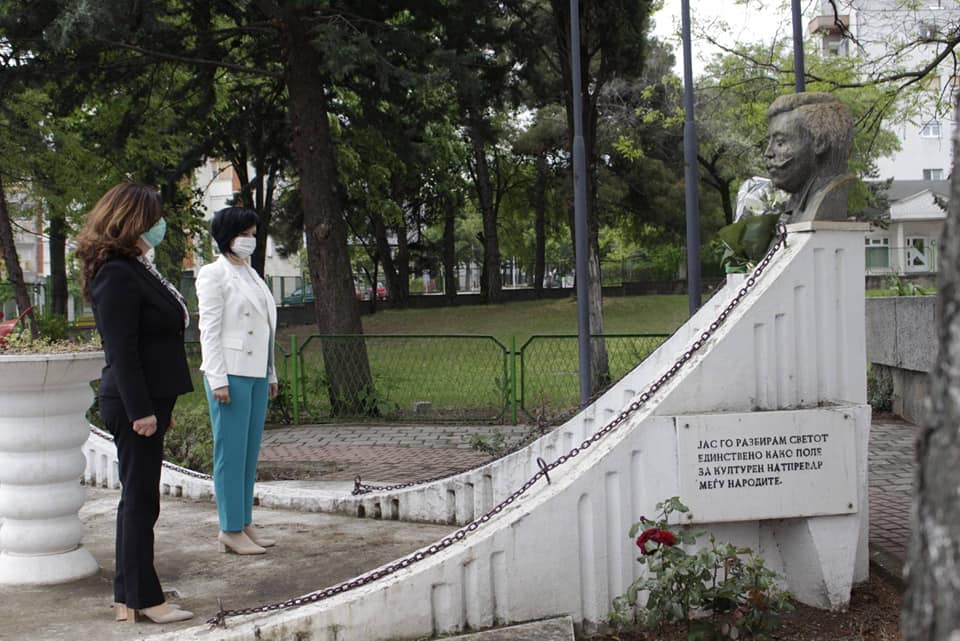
{"left": 145, "top": 221, "right": 870, "bottom": 641}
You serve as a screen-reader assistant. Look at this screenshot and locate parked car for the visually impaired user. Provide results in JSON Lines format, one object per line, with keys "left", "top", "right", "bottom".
{"left": 355, "top": 284, "right": 388, "bottom": 301}
{"left": 282, "top": 285, "right": 314, "bottom": 305}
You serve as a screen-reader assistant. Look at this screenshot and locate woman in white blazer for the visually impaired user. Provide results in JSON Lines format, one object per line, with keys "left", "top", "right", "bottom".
{"left": 197, "top": 207, "right": 278, "bottom": 555}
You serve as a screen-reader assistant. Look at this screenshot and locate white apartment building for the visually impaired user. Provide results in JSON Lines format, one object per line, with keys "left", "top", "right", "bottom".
{"left": 810, "top": 0, "right": 958, "bottom": 276}
{"left": 192, "top": 159, "right": 302, "bottom": 302}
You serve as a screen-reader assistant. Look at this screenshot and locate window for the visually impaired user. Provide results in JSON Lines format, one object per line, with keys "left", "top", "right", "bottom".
{"left": 923, "top": 168, "right": 944, "bottom": 180}
{"left": 865, "top": 238, "right": 890, "bottom": 270}
{"left": 920, "top": 120, "right": 942, "bottom": 137}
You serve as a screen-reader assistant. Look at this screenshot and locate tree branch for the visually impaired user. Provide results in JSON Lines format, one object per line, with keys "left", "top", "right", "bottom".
{"left": 99, "top": 40, "right": 281, "bottom": 78}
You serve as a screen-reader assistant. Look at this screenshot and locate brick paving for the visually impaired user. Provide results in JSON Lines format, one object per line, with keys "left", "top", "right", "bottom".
{"left": 261, "top": 418, "right": 919, "bottom": 573}
{"left": 869, "top": 417, "right": 920, "bottom": 578}
{"left": 260, "top": 424, "right": 531, "bottom": 483}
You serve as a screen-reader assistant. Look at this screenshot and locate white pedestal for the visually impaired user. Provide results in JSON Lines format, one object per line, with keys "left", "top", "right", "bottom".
{"left": 0, "top": 352, "right": 104, "bottom": 584}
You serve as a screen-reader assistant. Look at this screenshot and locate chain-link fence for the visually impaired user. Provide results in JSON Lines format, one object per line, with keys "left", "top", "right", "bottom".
{"left": 288, "top": 334, "right": 510, "bottom": 423}
{"left": 517, "top": 334, "right": 668, "bottom": 420}
{"left": 270, "top": 333, "right": 668, "bottom": 425}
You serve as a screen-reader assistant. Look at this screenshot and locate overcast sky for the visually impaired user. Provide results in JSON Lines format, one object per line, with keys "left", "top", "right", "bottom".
{"left": 650, "top": 0, "right": 806, "bottom": 76}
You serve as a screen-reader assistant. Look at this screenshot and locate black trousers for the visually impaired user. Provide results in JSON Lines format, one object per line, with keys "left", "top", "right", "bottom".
{"left": 100, "top": 396, "right": 176, "bottom": 609}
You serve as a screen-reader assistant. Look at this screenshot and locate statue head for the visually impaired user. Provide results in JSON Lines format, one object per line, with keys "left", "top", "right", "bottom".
{"left": 765, "top": 92, "right": 853, "bottom": 194}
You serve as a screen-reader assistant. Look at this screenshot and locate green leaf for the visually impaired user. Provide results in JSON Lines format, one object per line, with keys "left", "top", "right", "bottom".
{"left": 740, "top": 214, "right": 781, "bottom": 261}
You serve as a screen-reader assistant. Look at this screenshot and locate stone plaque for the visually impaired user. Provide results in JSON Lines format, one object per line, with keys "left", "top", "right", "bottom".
{"left": 676, "top": 408, "right": 858, "bottom": 523}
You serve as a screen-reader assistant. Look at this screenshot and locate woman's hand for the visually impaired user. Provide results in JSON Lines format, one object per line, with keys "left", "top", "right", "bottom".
{"left": 269, "top": 383, "right": 278, "bottom": 400}
{"left": 132, "top": 414, "right": 158, "bottom": 437}
{"left": 213, "top": 385, "right": 231, "bottom": 404}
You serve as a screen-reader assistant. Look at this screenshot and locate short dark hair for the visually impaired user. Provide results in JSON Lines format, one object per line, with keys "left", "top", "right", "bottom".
{"left": 211, "top": 207, "right": 259, "bottom": 255}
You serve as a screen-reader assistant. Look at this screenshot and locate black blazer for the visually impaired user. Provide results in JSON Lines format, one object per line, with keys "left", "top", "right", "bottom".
{"left": 91, "top": 256, "right": 193, "bottom": 421}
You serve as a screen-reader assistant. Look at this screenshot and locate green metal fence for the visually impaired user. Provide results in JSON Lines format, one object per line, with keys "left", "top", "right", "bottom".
{"left": 285, "top": 335, "right": 509, "bottom": 423}
{"left": 273, "top": 333, "right": 668, "bottom": 425}
{"left": 517, "top": 334, "right": 668, "bottom": 421}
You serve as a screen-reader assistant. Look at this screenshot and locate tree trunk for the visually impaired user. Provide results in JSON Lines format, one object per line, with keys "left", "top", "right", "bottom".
{"left": 371, "top": 210, "right": 405, "bottom": 308}
{"left": 902, "top": 99, "right": 960, "bottom": 641}
{"left": 533, "top": 154, "right": 548, "bottom": 297}
{"left": 442, "top": 194, "right": 458, "bottom": 304}
{"left": 587, "top": 234, "right": 609, "bottom": 392}
{"left": 268, "top": 1, "right": 374, "bottom": 416}
{"left": 396, "top": 219, "right": 410, "bottom": 300}
{"left": 48, "top": 212, "right": 68, "bottom": 317}
{"left": 469, "top": 122, "right": 503, "bottom": 304}
{"left": 156, "top": 181, "right": 188, "bottom": 284}
{"left": 0, "top": 175, "right": 37, "bottom": 337}
{"left": 698, "top": 154, "right": 734, "bottom": 226}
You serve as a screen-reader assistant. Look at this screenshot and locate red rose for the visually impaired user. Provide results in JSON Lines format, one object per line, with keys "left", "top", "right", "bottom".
{"left": 636, "top": 528, "right": 677, "bottom": 555}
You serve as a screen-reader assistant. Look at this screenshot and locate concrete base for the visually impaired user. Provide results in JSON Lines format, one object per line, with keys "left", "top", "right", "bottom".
{"left": 438, "top": 616, "right": 574, "bottom": 641}
{"left": 0, "top": 546, "right": 98, "bottom": 585}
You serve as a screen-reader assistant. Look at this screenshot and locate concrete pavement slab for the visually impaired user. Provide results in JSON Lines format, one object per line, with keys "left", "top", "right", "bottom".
{"left": 0, "top": 486, "right": 452, "bottom": 641}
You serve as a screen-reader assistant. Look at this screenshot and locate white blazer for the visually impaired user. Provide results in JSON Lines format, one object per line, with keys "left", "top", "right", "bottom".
{"left": 197, "top": 256, "right": 278, "bottom": 390}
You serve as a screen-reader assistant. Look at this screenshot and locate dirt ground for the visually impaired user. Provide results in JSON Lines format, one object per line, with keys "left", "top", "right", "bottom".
{"left": 591, "top": 572, "right": 902, "bottom": 641}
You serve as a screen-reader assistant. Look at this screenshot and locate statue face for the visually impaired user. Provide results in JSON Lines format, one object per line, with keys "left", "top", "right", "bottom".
{"left": 765, "top": 112, "right": 818, "bottom": 194}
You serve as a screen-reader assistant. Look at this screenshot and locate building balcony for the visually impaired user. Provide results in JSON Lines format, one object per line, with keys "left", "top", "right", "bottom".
{"left": 809, "top": 13, "right": 849, "bottom": 35}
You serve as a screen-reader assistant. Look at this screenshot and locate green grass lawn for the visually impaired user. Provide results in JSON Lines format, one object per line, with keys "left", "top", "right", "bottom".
{"left": 280, "top": 293, "right": 691, "bottom": 344}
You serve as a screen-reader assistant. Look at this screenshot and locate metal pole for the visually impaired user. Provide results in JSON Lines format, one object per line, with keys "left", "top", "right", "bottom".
{"left": 569, "top": 0, "right": 591, "bottom": 405}
{"left": 510, "top": 335, "right": 517, "bottom": 425}
{"left": 792, "top": 0, "right": 806, "bottom": 92}
{"left": 681, "top": 0, "right": 702, "bottom": 316}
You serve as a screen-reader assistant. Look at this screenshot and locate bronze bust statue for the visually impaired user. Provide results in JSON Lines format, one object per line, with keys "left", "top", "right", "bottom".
{"left": 765, "top": 92, "right": 855, "bottom": 223}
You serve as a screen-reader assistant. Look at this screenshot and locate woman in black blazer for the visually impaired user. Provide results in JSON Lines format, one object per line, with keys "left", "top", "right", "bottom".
{"left": 76, "top": 183, "right": 195, "bottom": 625}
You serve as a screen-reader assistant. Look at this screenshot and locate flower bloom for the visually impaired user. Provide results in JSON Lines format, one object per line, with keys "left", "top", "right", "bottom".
{"left": 637, "top": 528, "right": 677, "bottom": 555}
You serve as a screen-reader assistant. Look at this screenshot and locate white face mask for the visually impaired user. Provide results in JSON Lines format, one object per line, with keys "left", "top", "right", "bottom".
{"left": 231, "top": 236, "right": 256, "bottom": 258}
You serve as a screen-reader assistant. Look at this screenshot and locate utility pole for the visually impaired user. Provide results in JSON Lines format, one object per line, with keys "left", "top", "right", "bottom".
{"left": 569, "top": 0, "right": 591, "bottom": 404}
{"left": 681, "top": 0, "right": 701, "bottom": 316}
{"left": 792, "top": 0, "right": 806, "bottom": 92}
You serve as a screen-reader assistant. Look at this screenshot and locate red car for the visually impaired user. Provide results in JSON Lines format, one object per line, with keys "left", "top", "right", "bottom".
{"left": 356, "top": 284, "right": 388, "bottom": 301}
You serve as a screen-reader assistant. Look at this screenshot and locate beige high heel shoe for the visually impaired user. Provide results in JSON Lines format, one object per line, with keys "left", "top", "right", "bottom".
{"left": 218, "top": 530, "right": 266, "bottom": 555}
{"left": 114, "top": 602, "right": 194, "bottom": 624}
{"left": 243, "top": 524, "right": 276, "bottom": 548}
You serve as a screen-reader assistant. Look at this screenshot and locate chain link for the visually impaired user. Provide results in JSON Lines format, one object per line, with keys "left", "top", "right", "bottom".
{"left": 89, "top": 424, "right": 214, "bottom": 481}
{"left": 207, "top": 224, "right": 789, "bottom": 627}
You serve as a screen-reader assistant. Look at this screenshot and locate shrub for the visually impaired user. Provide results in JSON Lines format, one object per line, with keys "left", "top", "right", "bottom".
{"left": 610, "top": 497, "right": 792, "bottom": 641}
{"left": 867, "top": 364, "right": 894, "bottom": 413}
{"left": 165, "top": 403, "right": 214, "bottom": 474}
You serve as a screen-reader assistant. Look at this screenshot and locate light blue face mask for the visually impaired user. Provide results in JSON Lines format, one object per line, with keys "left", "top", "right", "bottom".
{"left": 141, "top": 217, "right": 167, "bottom": 248}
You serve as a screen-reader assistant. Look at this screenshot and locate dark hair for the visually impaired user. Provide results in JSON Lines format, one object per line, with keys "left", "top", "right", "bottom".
{"left": 76, "top": 183, "right": 163, "bottom": 298}
{"left": 211, "top": 207, "right": 259, "bottom": 255}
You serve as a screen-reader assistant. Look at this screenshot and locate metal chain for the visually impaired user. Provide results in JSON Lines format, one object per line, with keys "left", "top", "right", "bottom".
{"left": 88, "top": 425, "right": 213, "bottom": 481}
{"left": 207, "top": 224, "right": 789, "bottom": 628}
{"left": 352, "top": 424, "right": 548, "bottom": 495}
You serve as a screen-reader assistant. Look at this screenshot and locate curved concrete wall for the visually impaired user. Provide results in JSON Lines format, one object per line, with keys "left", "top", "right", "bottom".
{"left": 131, "top": 222, "right": 871, "bottom": 641}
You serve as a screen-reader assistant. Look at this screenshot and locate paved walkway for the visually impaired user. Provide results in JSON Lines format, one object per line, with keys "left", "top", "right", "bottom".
{"left": 260, "top": 423, "right": 531, "bottom": 482}
{"left": 869, "top": 417, "right": 921, "bottom": 581}
{"left": 261, "top": 417, "right": 921, "bottom": 579}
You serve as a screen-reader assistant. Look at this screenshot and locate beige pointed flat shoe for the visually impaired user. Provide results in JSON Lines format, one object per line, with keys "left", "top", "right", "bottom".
{"left": 243, "top": 524, "right": 276, "bottom": 548}
{"left": 218, "top": 530, "right": 266, "bottom": 555}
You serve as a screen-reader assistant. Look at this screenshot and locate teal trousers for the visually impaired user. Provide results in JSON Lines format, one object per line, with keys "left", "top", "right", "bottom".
{"left": 204, "top": 374, "right": 268, "bottom": 532}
